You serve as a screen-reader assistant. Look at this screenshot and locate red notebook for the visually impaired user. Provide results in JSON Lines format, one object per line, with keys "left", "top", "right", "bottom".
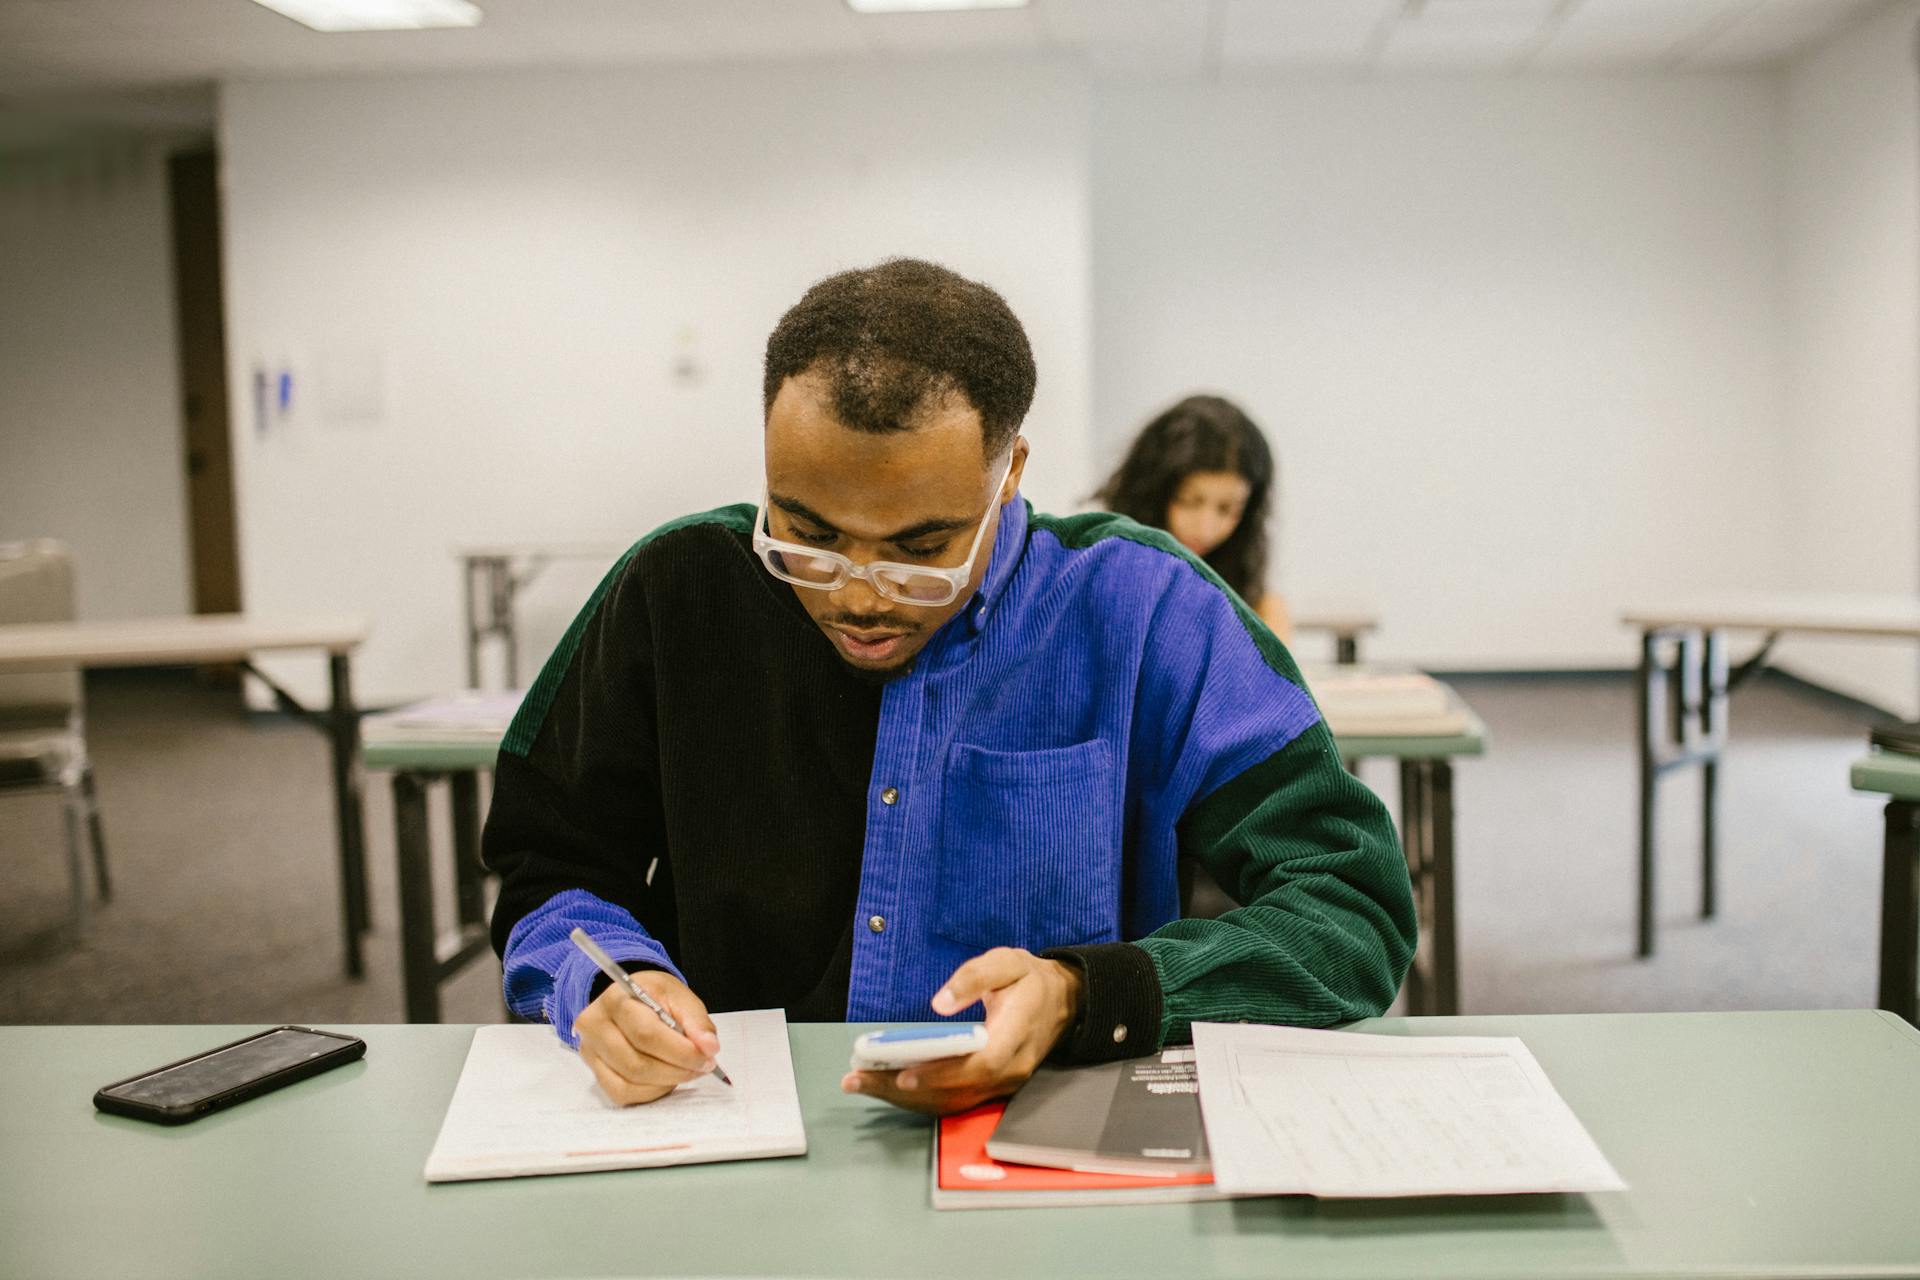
{"left": 932, "top": 1102, "right": 1222, "bottom": 1210}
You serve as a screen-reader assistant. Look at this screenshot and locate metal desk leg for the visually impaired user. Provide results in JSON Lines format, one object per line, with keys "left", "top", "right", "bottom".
{"left": 463, "top": 558, "right": 482, "bottom": 689}
{"left": 327, "top": 653, "right": 369, "bottom": 979}
{"left": 393, "top": 771, "right": 440, "bottom": 1024}
{"left": 1699, "top": 630, "right": 1727, "bottom": 921}
{"left": 451, "top": 771, "right": 485, "bottom": 929}
{"left": 1878, "top": 799, "right": 1920, "bottom": 1025}
{"left": 1398, "top": 759, "right": 1430, "bottom": 1015}
{"left": 1426, "top": 759, "right": 1458, "bottom": 1015}
{"left": 1637, "top": 629, "right": 1659, "bottom": 958}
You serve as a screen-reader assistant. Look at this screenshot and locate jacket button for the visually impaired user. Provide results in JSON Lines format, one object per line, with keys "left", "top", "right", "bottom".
{"left": 1112, "top": 1024, "right": 1128, "bottom": 1044}
{"left": 868, "top": 915, "right": 886, "bottom": 934}
{"left": 880, "top": 787, "right": 899, "bottom": 805}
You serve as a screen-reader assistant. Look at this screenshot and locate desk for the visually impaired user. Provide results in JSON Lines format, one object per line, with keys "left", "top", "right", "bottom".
{"left": 0, "top": 613, "right": 373, "bottom": 978}
{"left": 1324, "top": 689, "right": 1487, "bottom": 1018}
{"left": 456, "top": 544, "right": 620, "bottom": 688}
{"left": 1853, "top": 749, "right": 1920, "bottom": 1023}
{"left": 8, "top": 1011, "right": 1920, "bottom": 1278}
{"left": 1289, "top": 598, "right": 1379, "bottom": 665}
{"left": 1622, "top": 594, "right": 1920, "bottom": 958}
{"left": 363, "top": 713, "right": 510, "bottom": 1024}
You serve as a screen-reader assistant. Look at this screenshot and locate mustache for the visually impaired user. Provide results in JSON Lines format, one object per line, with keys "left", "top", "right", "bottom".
{"left": 824, "top": 614, "right": 920, "bottom": 635}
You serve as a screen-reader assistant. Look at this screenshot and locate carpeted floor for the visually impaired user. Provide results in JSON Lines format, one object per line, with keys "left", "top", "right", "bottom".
{"left": 0, "top": 667, "right": 1892, "bottom": 1026}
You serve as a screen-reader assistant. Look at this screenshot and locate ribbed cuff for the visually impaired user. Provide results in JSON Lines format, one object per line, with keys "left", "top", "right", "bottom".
{"left": 587, "top": 958, "right": 667, "bottom": 1004}
{"left": 551, "top": 944, "right": 680, "bottom": 1048}
{"left": 1040, "top": 942, "right": 1164, "bottom": 1064}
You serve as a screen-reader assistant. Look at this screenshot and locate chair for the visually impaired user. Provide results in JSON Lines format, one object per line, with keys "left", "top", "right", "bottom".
{"left": 0, "top": 540, "right": 109, "bottom": 939}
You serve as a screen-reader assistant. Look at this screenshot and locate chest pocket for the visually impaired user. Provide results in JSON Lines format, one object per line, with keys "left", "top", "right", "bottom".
{"left": 935, "top": 739, "right": 1121, "bottom": 954}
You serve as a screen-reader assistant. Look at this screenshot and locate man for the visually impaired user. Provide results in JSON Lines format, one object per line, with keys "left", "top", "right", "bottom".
{"left": 482, "top": 258, "right": 1415, "bottom": 1116}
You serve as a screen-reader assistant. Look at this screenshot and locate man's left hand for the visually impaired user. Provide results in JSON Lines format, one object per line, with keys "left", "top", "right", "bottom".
{"left": 840, "top": 947, "right": 1085, "bottom": 1115}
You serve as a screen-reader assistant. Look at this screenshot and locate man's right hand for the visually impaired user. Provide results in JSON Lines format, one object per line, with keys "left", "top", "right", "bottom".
{"left": 572, "top": 970, "right": 721, "bottom": 1106}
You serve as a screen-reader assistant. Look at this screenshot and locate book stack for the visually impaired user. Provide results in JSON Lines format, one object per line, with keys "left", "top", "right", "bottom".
{"left": 360, "top": 690, "right": 526, "bottom": 745}
{"left": 1301, "top": 665, "right": 1472, "bottom": 738}
{"left": 932, "top": 1051, "right": 1223, "bottom": 1209}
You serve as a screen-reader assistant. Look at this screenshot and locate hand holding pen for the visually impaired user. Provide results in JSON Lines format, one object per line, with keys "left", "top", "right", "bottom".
{"left": 570, "top": 928, "right": 733, "bottom": 1103}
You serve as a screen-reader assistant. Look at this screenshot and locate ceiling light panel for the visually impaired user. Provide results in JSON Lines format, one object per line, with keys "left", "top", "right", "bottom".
{"left": 845, "top": 0, "right": 1027, "bottom": 12}
{"left": 249, "top": 0, "right": 483, "bottom": 32}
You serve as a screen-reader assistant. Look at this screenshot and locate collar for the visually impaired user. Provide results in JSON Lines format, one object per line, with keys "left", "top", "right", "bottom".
{"left": 962, "top": 494, "right": 1029, "bottom": 638}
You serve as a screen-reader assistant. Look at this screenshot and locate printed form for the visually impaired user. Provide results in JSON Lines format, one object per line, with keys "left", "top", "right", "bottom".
{"left": 1193, "top": 1023, "right": 1625, "bottom": 1198}
{"left": 424, "top": 1008, "right": 805, "bottom": 1182}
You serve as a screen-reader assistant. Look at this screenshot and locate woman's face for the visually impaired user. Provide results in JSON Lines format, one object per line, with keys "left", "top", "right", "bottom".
{"left": 1165, "top": 470, "right": 1252, "bottom": 558}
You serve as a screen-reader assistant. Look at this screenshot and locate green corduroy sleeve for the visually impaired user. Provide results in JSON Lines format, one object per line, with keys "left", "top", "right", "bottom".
{"left": 1136, "top": 723, "right": 1418, "bottom": 1046}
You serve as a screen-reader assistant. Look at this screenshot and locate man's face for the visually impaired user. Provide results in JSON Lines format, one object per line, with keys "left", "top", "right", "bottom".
{"left": 762, "top": 371, "right": 1027, "bottom": 676}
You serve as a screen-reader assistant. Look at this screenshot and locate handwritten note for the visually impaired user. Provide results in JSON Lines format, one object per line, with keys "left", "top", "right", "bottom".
{"left": 424, "top": 1009, "right": 804, "bottom": 1182}
{"left": 1192, "top": 1023, "right": 1625, "bottom": 1198}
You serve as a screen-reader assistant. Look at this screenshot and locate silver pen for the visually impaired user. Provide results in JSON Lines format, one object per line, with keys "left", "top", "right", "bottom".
{"left": 569, "top": 927, "right": 734, "bottom": 1087}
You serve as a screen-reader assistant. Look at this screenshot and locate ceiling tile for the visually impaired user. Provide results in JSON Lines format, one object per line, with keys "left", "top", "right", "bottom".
{"left": 1217, "top": 0, "right": 1391, "bottom": 66}
{"left": 857, "top": 6, "right": 1045, "bottom": 54}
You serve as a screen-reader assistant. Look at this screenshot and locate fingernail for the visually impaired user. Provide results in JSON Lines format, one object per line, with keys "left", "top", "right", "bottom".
{"left": 700, "top": 1060, "right": 716, "bottom": 1073}
{"left": 931, "top": 989, "right": 955, "bottom": 1014}
{"left": 840, "top": 1074, "right": 860, "bottom": 1094}
{"left": 898, "top": 1073, "right": 918, "bottom": 1090}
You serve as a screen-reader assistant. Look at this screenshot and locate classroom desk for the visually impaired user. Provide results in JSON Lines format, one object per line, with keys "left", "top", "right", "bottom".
{"left": 457, "top": 540, "right": 1382, "bottom": 687}
{"left": 456, "top": 544, "right": 617, "bottom": 689}
{"left": 1290, "top": 599, "right": 1379, "bottom": 665}
{"left": 0, "top": 613, "right": 374, "bottom": 978}
{"left": 363, "top": 691, "right": 1484, "bottom": 1024}
{"left": 362, "top": 732, "right": 502, "bottom": 1023}
{"left": 1622, "top": 594, "right": 1920, "bottom": 959}
{"left": 8, "top": 1010, "right": 1920, "bottom": 1279}
{"left": 1853, "top": 749, "right": 1920, "bottom": 1023}
{"left": 1328, "top": 699, "right": 1487, "bottom": 1019}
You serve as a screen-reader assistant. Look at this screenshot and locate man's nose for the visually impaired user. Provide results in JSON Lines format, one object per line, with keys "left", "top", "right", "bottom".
{"left": 828, "top": 573, "right": 894, "bottom": 616}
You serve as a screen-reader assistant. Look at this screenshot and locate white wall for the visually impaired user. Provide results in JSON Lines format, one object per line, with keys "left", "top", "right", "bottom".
{"left": 1092, "top": 74, "right": 1791, "bottom": 670}
{"left": 1776, "top": 0, "right": 1920, "bottom": 719}
{"left": 0, "top": 142, "right": 191, "bottom": 620}
{"left": 219, "top": 61, "right": 1096, "bottom": 707}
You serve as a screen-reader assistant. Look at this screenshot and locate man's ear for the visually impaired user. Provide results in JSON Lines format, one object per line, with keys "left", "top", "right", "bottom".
{"left": 1001, "top": 436, "right": 1030, "bottom": 503}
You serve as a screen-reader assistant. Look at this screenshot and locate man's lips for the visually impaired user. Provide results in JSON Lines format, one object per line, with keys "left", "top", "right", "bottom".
{"left": 830, "top": 626, "right": 910, "bottom": 661}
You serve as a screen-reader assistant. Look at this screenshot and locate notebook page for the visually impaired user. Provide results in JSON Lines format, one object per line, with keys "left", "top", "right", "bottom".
{"left": 1193, "top": 1023, "right": 1624, "bottom": 1198}
{"left": 424, "top": 1008, "right": 804, "bottom": 1182}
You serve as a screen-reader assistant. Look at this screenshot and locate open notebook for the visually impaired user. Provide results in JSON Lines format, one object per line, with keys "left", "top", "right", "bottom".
{"left": 423, "top": 1008, "right": 805, "bottom": 1183}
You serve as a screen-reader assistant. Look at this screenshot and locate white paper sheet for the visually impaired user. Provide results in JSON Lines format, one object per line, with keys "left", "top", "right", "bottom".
{"left": 1192, "top": 1023, "right": 1625, "bottom": 1198}
{"left": 423, "top": 1008, "right": 805, "bottom": 1182}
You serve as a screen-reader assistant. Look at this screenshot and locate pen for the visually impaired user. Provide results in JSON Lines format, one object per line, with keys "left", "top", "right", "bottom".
{"left": 569, "top": 927, "right": 733, "bottom": 1087}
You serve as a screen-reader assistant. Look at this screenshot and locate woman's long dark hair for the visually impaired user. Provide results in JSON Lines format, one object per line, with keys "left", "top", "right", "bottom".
{"left": 1095, "top": 395, "right": 1275, "bottom": 603}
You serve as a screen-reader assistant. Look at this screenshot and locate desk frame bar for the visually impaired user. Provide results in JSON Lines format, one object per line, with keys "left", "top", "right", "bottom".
{"left": 464, "top": 556, "right": 523, "bottom": 691}
{"left": 393, "top": 768, "right": 494, "bottom": 1023}
{"left": 1635, "top": 626, "right": 1731, "bottom": 958}
{"left": 1880, "top": 798, "right": 1920, "bottom": 1024}
{"left": 1399, "top": 758, "right": 1458, "bottom": 1016}
{"left": 243, "top": 653, "right": 369, "bottom": 979}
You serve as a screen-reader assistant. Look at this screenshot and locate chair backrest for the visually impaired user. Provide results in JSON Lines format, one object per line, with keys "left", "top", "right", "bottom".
{"left": 0, "top": 540, "right": 82, "bottom": 712}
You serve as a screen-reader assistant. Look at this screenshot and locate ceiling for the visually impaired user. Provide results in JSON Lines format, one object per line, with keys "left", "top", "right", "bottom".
{"left": 0, "top": 0, "right": 1889, "bottom": 100}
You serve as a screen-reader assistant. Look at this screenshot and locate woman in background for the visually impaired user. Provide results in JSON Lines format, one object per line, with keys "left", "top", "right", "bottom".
{"left": 1096, "top": 394, "right": 1291, "bottom": 640}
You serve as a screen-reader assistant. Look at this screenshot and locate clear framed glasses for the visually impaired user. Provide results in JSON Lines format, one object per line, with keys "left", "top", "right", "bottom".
{"left": 753, "top": 451, "right": 1015, "bottom": 607}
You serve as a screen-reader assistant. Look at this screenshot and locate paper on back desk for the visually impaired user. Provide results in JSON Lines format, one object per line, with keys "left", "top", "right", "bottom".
{"left": 1192, "top": 1022, "right": 1625, "bottom": 1198}
{"left": 423, "top": 1008, "right": 805, "bottom": 1182}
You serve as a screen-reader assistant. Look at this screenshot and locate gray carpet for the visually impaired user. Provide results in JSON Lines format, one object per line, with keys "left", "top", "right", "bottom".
{"left": 0, "top": 668, "right": 1892, "bottom": 1026}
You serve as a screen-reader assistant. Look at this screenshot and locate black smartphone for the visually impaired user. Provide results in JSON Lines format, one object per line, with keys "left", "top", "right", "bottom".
{"left": 93, "top": 1025, "right": 366, "bottom": 1125}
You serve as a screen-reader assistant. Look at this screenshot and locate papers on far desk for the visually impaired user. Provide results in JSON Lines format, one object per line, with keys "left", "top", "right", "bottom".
{"left": 361, "top": 690, "right": 526, "bottom": 744}
{"left": 1193, "top": 1023, "right": 1625, "bottom": 1198}
{"left": 423, "top": 1009, "right": 804, "bottom": 1183}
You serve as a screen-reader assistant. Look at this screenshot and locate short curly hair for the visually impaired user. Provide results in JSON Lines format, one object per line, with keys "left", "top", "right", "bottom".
{"left": 762, "top": 258, "right": 1036, "bottom": 459}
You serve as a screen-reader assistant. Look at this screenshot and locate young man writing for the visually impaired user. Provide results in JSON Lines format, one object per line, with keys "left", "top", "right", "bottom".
{"left": 482, "top": 258, "right": 1416, "bottom": 1116}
